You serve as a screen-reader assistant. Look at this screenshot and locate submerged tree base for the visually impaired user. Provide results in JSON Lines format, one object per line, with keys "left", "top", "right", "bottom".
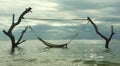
{"left": 10, "top": 46, "right": 24, "bottom": 55}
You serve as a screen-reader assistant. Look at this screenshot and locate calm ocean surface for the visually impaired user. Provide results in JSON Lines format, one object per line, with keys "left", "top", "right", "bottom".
{"left": 0, "top": 40, "right": 120, "bottom": 66}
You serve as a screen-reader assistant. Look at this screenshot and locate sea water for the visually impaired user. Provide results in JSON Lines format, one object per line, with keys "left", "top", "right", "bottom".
{"left": 0, "top": 40, "right": 120, "bottom": 66}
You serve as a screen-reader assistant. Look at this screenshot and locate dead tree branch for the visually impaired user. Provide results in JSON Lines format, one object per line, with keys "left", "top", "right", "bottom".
{"left": 3, "top": 7, "right": 32, "bottom": 53}
{"left": 87, "top": 17, "right": 115, "bottom": 49}
{"left": 16, "top": 26, "right": 28, "bottom": 45}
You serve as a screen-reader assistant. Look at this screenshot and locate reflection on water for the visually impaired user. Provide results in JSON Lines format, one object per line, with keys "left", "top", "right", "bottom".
{"left": 0, "top": 40, "right": 120, "bottom": 66}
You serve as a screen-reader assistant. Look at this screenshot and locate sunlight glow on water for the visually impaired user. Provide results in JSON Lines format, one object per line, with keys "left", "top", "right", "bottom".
{"left": 0, "top": 40, "right": 120, "bottom": 66}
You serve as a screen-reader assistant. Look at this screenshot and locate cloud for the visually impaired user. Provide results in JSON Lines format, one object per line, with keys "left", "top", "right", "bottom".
{"left": 0, "top": 0, "right": 120, "bottom": 40}
{"left": 52, "top": 0, "right": 120, "bottom": 19}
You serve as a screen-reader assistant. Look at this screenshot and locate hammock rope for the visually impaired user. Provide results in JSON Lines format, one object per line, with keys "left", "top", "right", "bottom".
{"left": 23, "top": 17, "right": 86, "bottom": 48}
{"left": 28, "top": 25, "right": 79, "bottom": 48}
{"left": 24, "top": 17, "right": 88, "bottom": 21}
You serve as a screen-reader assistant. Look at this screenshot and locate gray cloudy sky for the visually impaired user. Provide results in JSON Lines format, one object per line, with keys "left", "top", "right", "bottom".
{"left": 0, "top": 0, "right": 120, "bottom": 40}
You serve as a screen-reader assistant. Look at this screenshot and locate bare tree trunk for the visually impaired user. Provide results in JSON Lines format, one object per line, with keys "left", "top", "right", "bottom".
{"left": 105, "top": 40, "right": 109, "bottom": 48}
{"left": 87, "top": 17, "right": 115, "bottom": 49}
{"left": 3, "top": 7, "right": 32, "bottom": 53}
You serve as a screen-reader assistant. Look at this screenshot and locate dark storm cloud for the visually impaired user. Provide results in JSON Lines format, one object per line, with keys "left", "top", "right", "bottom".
{"left": 96, "top": 17, "right": 120, "bottom": 23}
{"left": 54, "top": 0, "right": 100, "bottom": 10}
{"left": 54, "top": 0, "right": 120, "bottom": 12}
{"left": 53, "top": 0, "right": 120, "bottom": 22}
{"left": 104, "top": 2, "right": 120, "bottom": 16}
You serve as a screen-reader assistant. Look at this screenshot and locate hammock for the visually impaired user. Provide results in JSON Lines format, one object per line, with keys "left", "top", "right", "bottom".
{"left": 28, "top": 25, "right": 79, "bottom": 48}
{"left": 37, "top": 37, "right": 68, "bottom": 48}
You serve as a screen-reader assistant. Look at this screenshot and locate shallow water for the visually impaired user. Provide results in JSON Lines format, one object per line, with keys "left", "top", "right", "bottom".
{"left": 0, "top": 40, "right": 120, "bottom": 66}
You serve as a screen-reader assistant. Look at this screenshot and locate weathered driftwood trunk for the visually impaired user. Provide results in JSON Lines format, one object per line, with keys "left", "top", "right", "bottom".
{"left": 87, "top": 17, "right": 115, "bottom": 49}
{"left": 3, "top": 7, "right": 32, "bottom": 53}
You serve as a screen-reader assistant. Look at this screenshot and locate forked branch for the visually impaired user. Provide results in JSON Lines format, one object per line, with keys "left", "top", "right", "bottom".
{"left": 3, "top": 7, "right": 32, "bottom": 53}
{"left": 87, "top": 17, "right": 115, "bottom": 48}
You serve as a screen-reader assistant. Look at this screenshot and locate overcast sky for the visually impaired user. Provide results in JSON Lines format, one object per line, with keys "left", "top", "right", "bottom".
{"left": 0, "top": 0, "right": 120, "bottom": 40}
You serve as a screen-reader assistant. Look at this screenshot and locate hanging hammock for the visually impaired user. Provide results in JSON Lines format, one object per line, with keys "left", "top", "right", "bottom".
{"left": 28, "top": 25, "right": 79, "bottom": 48}
{"left": 37, "top": 37, "right": 68, "bottom": 48}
